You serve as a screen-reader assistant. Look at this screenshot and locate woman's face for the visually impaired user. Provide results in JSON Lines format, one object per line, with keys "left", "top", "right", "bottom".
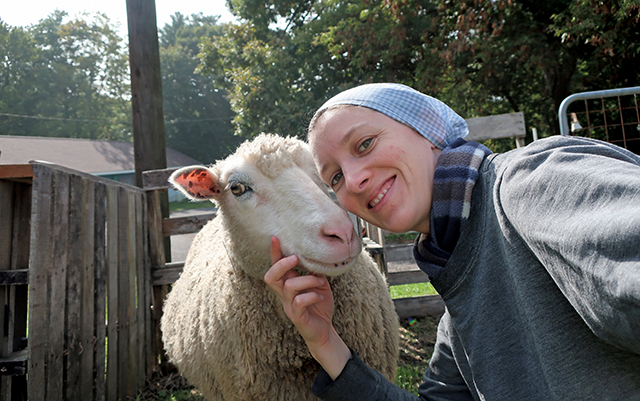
{"left": 309, "top": 106, "right": 442, "bottom": 234}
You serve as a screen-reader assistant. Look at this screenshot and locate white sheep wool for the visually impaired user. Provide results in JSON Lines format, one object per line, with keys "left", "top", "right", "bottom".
{"left": 161, "top": 133, "right": 399, "bottom": 400}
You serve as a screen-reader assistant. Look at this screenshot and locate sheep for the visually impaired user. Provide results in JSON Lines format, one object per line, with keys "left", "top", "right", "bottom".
{"left": 161, "top": 133, "right": 399, "bottom": 401}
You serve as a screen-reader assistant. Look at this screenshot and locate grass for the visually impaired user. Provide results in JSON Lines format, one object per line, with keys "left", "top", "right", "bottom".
{"left": 169, "top": 199, "right": 214, "bottom": 213}
{"left": 390, "top": 282, "right": 438, "bottom": 299}
{"left": 384, "top": 232, "right": 418, "bottom": 244}
{"left": 395, "top": 315, "right": 439, "bottom": 394}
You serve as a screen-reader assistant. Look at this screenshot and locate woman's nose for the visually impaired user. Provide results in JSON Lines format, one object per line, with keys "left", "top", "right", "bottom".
{"left": 343, "top": 165, "right": 369, "bottom": 194}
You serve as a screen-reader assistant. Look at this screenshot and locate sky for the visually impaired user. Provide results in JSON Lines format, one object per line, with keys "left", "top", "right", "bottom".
{"left": 0, "top": 0, "right": 238, "bottom": 38}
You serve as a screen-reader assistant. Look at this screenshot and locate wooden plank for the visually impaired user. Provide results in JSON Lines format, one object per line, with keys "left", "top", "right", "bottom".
{"left": 142, "top": 168, "right": 178, "bottom": 191}
{"left": 106, "top": 185, "right": 119, "bottom": 401}
{"left": 134, "top": 193, "right": 149, "bottom": 384}
{"left": 47, "top": 169, "right": 70, "bottom": 401}
{"left": 141, "top": 198, "right": 155, "bottom": 377}
{"left": 162, "top": 212, "right": 216, "bottom": 236}
{"left": 363, "top": 238, "right": 384, "bottom": 256}
{"left": 65, "top": 174, "right": 84, "bottom": 400}
{"left": 127, "top": 0, "right": 169, "bottom": 187}
{"left": 146, "top": 191, "right": 166, "bottom": 268}
{"left": 7, "top": 182, "right": 30, "bottom": 375}
{"left": 80, "top": 178, "right": 96, "bottom": 400}
{"left": 117, "top": 187, "right": 130, "bottom": 399}
{"left": 151, "top": 262, "right": 185, "bottom": 285}
{"left": 393, "top": 295, "right": 445, "bottom": 319}
{"left": 27, "top": 164, "right": 54, "bottom": 401}
{"left": 0, "top": 178, "right": 13, "bottom": 400}
{"left": 93, "top": 182, "right": 107, "bottom": 401}
{"left": 465, "top": 112, "right": 526, "bottom": 142}
{"left": 5, "top": 181, "right": 30, "bottom": 398}
{"left": 0, "top": 349, "right": 28, "bottom": 376}
{"left": 147, "top": 190, "right": 169, "bottom": 368}
{"left": 0, "top": 269, "right": 29, "bottom": 286}
{"left": 0, "top": 165, "right": 33, "bottom": 181}
{"left": 387, "top": 269, "right": 431, "bottom": 286}
{"left": 28, "top": 161, "right": 145, "bottom": 193}
{"left": 126, "top": 191, "right": 139, "bottom": 396}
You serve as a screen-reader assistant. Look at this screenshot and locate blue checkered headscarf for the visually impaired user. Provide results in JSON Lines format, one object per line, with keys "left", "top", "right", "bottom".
{"left": 315, "top": 83, "right": 469, "bottom": 149}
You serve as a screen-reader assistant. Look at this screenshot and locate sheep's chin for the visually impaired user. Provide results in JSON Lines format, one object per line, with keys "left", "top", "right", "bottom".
{"left": 297, "top": 256, "right": 356, "bottom": 277}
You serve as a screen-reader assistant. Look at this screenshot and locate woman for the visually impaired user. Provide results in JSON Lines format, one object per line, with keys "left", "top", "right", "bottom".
{"left": 264, "top": 83, "right": 640, "bottom": 400}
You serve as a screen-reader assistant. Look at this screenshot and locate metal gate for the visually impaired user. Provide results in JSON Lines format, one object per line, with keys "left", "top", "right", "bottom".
{"left": 558, "top": 86, "right": 640, "bottom": 154}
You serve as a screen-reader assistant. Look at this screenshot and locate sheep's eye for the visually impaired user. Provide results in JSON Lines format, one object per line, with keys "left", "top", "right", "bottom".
{"left": 229, "top": 182, "right": 247, "bottom": 196}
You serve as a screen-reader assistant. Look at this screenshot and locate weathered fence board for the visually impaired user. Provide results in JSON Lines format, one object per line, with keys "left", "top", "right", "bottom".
{"left": 106, "top": 184, "right": 119, "bottom": 401}
{"left": 466, "top": 112, "right": 527, "bottom": 147}
{"left": 0, "top": 162, "right": 154, "bottom": 401}
{"left": 394, "top": 295, "right": 446, "bottom": 319}
{"left": 27, "top": 163, "right": 53, "bottom": 400}
{"left": 94, "top": 181, "right": 108, "bottom": 401}
{"left": 0, "top": 173, "right": 30, "bottom": 400}
{"left": 163, "top": 213, "right": 217, "bottom": 236}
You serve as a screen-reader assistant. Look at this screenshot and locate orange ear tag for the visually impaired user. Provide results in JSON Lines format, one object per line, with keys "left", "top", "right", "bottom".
{"left": 175, "top": 169, "right": 220, "bottom": 199}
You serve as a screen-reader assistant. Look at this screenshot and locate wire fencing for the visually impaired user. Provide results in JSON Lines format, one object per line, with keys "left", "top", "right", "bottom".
{"left": 559, "top": 86, "right": 640, "bottom": 154}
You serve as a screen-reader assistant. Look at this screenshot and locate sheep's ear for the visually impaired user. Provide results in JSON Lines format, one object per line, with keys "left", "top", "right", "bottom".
{"left": 169, "top": 166, "right": 222, "bottom": 201}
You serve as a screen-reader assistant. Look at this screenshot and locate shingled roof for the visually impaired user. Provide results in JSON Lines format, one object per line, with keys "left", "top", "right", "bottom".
{"left": 0, "top": 135, "right": 201, "bottom": 173}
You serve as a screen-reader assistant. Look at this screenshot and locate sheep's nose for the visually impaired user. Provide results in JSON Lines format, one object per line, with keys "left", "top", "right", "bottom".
{"left": 320, "top": 220, "right": 355, "bottom": 246}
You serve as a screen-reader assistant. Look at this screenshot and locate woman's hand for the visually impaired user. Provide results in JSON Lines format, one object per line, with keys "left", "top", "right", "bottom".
{"left": 264, "top": 236, "right": 351, "bottom": 379}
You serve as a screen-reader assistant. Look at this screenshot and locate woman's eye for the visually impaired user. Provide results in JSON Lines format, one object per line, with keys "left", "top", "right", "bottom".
{"left": 357, "top": 138, "right": 372, "bottom": 152}
{"left": 229, "top": 182, "right": 247, "bottom": 196}
{"left": 330, "top": 171, "right": 343, "bottom": 187}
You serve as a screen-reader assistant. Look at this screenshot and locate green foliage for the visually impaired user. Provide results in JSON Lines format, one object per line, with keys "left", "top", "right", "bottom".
{"left": 198, "top": 0, "right": 640, "bottom": 143}
{"left": 0, "top": 12, "right": 131, "bottom": 140}
{"left": 199, "top": 21, "right": 335, "bottom": 139}
{"left": 159, "top": 13, "right": 244, "bottom": 163}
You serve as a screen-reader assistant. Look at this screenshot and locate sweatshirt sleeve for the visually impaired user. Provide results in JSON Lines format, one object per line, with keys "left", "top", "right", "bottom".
{"left": 313, "top": 318, "right": 475, "bottom": 401}
{"left": 312, "top": 349, "right": 422, "bottom": 401}
{"left": 497, "top": 137, "right": 640, "bottom": 355}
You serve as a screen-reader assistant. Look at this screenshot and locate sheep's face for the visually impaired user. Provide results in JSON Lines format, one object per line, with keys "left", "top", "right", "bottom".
{"left": 169, "top": 134, "right": 363, "bottom": 278}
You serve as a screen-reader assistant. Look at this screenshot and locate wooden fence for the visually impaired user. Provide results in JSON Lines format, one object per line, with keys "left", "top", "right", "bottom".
{"left": 0, "top": 162, "right": 156, "bottom": 401}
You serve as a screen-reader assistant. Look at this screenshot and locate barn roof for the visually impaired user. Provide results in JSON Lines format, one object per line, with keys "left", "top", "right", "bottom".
{"left": 0, "top": 135, "right": 201, "bottom": 173}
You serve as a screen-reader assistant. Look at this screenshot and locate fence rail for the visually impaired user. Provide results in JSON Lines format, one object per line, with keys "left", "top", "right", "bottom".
{"left": 558, "top": 86, "right": 640, "bottom": 154}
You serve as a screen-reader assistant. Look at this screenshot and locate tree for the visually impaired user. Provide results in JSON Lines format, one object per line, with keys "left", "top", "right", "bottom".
{"left": 159, "top": 13, "right": 243, "bottom": 163}
{"left": 199, "top": 0, "right": 640, "bottom": 142}
{"left": 0, "top": 12, "right": 131, "bottom": 140}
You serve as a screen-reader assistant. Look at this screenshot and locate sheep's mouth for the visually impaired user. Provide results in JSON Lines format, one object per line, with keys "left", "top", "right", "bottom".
{"left": 297, "top": 255, "right": 356, "bottom": 276}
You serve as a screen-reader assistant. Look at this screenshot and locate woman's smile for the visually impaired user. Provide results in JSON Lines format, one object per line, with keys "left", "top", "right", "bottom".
{"left": 368, "top": 176, "right": 394, "bottom": 209}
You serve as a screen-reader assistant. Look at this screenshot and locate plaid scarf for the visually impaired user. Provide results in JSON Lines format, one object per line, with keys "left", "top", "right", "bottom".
{"left": 414, "top": 138, "right": 492, "bottom": 280}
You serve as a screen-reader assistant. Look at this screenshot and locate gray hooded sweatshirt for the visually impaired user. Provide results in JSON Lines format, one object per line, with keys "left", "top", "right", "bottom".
{"left": 313, "top": 136, "right": 640, "bottom": 401}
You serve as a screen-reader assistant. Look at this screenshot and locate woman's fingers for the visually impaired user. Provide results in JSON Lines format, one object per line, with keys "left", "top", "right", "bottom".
{"left": 283, "top": 274, "right": 325, "bottom": 294}
{"left": 265, "top": 236, "right": 299, "bottom": 293}
{"left": 290, "top": 292, "right": 324, "bottom": 315}
{"left": 270, "top": 236, "right": 284, "bottom": 265}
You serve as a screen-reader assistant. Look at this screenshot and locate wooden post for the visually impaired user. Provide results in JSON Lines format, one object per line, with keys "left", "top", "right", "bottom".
{"left": 126, "top": 0, "right": 172, "bottom": 263}
{"left": 126, "top": 0, "right": 167, "bottom": 188}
